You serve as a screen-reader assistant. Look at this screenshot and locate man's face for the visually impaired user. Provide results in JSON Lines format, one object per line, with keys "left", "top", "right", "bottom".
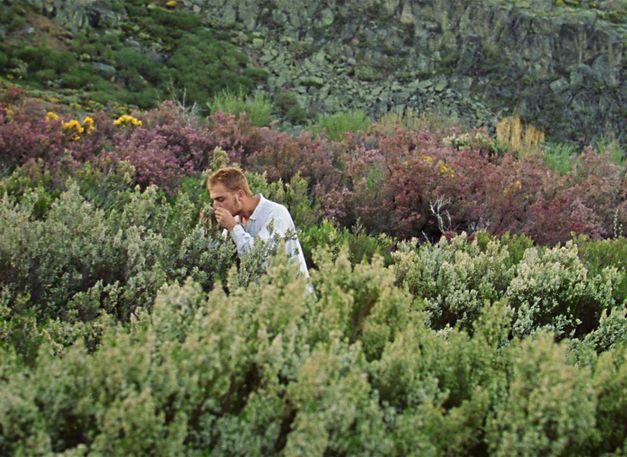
{"left": 209, "top": 183, "right": 243, "bottom": 215}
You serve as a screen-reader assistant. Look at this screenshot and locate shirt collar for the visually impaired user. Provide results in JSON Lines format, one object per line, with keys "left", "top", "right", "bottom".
{"left": 248, "top": 194, "right": 266, "bottom": 221}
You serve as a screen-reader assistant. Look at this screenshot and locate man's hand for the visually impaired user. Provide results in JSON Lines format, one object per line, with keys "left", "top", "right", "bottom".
{"left": 214, "top": 207, "right": 238, "bottom": 231}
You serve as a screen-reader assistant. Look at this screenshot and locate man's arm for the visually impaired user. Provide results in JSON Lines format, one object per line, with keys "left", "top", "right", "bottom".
{"left": 229, "top": 216, "right": 286, "bottom": 257}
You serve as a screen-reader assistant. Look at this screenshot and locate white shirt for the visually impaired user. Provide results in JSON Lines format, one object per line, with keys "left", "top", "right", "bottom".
{"left": 227, "top": 194, "right": 309, "bottom": 278}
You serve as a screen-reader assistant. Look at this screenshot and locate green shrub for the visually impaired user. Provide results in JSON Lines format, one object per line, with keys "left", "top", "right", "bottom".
{"left": 168, "top": 31, "right": 254, "bottom": 109}
{"left": 576, "top": 236, "right": 627, "bottom": 303}
{"left": 393, "top": 234, "right": 623, "bottom": 340}
{"left": 393, "top": 233, "right": 516, "bottom": 331}
{"left": 207, "top": 89, "right": 274, "bottom": 127}
{"left": 591, "top": 344, "right": 627, "bottom": 455}
{"left": 300, "top": 220, "right": 395, "bottom": 270}
{"left": 0, "top": 50, "right": 9, "bottom": 69}
{"left": 506, "top": 242, "right": 621, "bottom": 338}
{"left": 0, "top": 181, "right": 236, "bottom": 332}
{"left": 0, "top": 243, "right": 625, "bottom": 455}
{"left": 313, "top": 110, "right": 371, "bottom": 141}
{"left": 0, "top": 4, "right": 26, "bottom": 31}
{"left": 542, "top": 142, "right": 577, "bottom": 175}
{"left": 486, "top": 333, "right": 598, "bottom": 457}
{"left": 275, "top": 90, "right": 309, "bottom": 124}
{"left": 594, "top": 137, "right": 625, "bottom": 168}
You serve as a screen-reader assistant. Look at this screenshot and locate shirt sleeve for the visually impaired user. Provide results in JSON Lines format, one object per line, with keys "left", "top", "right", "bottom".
{"left": 229, "top": 209, "right": 292, "bottom": 257}
{"left": 229, "top": 223, "right": 256, "bottom": 256}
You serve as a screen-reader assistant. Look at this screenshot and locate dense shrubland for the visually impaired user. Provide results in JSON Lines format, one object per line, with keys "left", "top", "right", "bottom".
{"left": 0, "top": 92, "right": 625, "bottom": 455}
{"left": 1, "top": 91, "right": 624, "bottom": 242}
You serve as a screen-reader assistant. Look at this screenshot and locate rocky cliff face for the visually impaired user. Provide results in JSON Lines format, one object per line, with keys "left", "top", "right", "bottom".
{"left": 26, "top": 0, "right": 626, "bottom": 144}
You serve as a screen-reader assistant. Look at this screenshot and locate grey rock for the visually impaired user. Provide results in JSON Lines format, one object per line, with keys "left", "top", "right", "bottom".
{"left": 90, "top": 62, "right": 116, "bottom": 78}
{"left": 298, "top": 76, "right": 325, "bottom": 88}
{"left": 321, "top": 9, "right": 335, "bottom": 27}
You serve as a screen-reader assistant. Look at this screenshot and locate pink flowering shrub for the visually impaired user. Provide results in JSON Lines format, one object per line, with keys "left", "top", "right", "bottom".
{"left": 0, "top": 97, "right": 623, "bottom": 243}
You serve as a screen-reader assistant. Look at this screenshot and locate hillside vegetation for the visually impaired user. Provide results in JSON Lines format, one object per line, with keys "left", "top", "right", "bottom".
{"left": 0, "top": 89, "right": 625, "bottom": 455}
{"left": 0, "top": 1, "right": 625, "bottom": 455}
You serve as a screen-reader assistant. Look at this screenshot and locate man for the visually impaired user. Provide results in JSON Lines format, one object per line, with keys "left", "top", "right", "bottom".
{"left": 207, "top": 167, "right": 310, "bottom": 279}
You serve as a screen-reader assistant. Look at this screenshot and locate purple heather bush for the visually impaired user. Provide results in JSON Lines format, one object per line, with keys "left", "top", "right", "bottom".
{"left": 0, "top": 96, "right": 623, "bottom": 244}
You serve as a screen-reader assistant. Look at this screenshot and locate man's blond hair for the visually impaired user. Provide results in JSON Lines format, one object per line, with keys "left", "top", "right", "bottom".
{"left": 207, "top": 167, "right": 252, "bottom": 196}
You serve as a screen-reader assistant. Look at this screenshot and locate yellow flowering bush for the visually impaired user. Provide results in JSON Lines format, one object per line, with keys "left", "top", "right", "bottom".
{"left": 437, "top": 160, "right": 455, "bottom": 177}
{"left": 45, "top": 112, "right": 59, "bottom": 122}
{"left": 114, "top": 114, "right": 142, "bottom": 128}
{"left": 419, "top": 154, "right": 433, "bottom": 165}
{"left": 2, "top": 105, "right": 14, "bottom": 121}
{"left": 61, "top": 119, "right": 84, "bottom": 141}
{"left": 82, "top": 116, "right": 95, "bottom": 134}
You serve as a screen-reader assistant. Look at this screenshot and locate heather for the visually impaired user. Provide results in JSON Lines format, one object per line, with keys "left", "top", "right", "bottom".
{"left": 0, "top": 95, "right": 625, "bottom": 455}
{"left": 1, "top": 95, "right": 624, "bottom": 244}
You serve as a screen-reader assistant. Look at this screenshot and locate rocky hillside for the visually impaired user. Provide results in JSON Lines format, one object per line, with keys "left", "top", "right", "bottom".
{"left": 7, "top": 0, "right": 627, "bottom": 145}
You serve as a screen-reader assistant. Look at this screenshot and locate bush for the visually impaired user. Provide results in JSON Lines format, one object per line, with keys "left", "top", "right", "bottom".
{"left": 0, "top": 181, "right": 236, "bottom": 332}
{"left": 393, "top": 233, "right": 623, "bottom": 340}
{"left": 486, "top": 333, "right": 598, "bottom": 457}
{"left": 207, "top": 90, "right": 274, "bottom": 127}
{"left": 543, "top": 142, "right": 577, "bottom": 175}
{"left": 576, "top": 236, "right": 627, "bottom": 303}
{"left": 313, "top": 110, "right": 370, "bottom": 141}
{"left": 2, "top": 246, "right": 623, "bottom": 455}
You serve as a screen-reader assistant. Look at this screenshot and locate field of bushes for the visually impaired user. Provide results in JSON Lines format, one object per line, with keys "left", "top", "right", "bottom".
{"left": 0, "top": 87, "right": 625, "bottom": 455}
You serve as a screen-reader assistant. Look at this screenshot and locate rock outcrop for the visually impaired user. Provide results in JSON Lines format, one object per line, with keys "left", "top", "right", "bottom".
{"left": 25, "top": 0, "right": 626, "bottom": 144}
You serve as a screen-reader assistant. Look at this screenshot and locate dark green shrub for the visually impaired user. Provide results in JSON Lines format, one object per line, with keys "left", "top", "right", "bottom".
{"left": 0, "top": 50, "right": 9, "bottom": 69}
{"left": 167, "top": 35, "right": 252, "bottom": 107}
{"left": 0, "top": 4, "right": 26, "bottom": 31}
{"left": 301, "top": 220, "right": 395, "bottom": 270}
{"left": 486, "top": 333, "right": 598, "bottom": 457}
{"left": 592, "top": 344, "right": 627, "bottom": 455}
{"left": 60, "top": 67, "right": 95, "bottom": 89}
{"left": 275, "top": 90, "right": 309, "bottom": 124}
{"left": 576, "top": 236, "right": 627, "bottom": 303}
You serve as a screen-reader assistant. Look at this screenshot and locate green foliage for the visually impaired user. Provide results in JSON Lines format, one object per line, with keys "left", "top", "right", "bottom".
{"left": 300, "top": 220, "right": 396, "bottom": 270}
{"left": 486, "top": 333, "right": 598, "bottom": 457}
{"left": 393, "top": 234, "right": 623, "bottom": 340}
{"left": 0, "top": 4, "right": 264, "bottom": 111}
{"left": 0, "top": 136, "right": 625, "bottom": 454}
{"left": 274, "top": 90, "right": 309, "bottom": 125}
{"left": 393, "top": 234, "right": 517, "bottom": 331}
{"left": 207, "top": 89, "right": 275, "bottom": 127}
{"left": 0, "top": 179, "right": 236, "bottom": 356}
{"left": 244, "top": 171, "right": 318, "bottom": 230}
{"left": 313, "top": 110, "right": 371, "bottom": 141}
{"left": 594, "top": 137, "right": 625, "bottom": 168}
{"left": 0, "top": 3, "right": 27, "bottom": 32}
{"left": 2, "top": 247, "right": 623, "bottom": 455}
{"left": 575, "top": 236, "right": 627, "bottom": 303}
{"left": 542, "top": 142, "right": 577, "bottom": 175}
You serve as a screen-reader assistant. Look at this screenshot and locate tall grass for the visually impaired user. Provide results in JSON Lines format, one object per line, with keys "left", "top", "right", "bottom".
{"left": 313, "top": 110, "right": 371, "bottom": 141}
{"left": 206, "top": 89, "right": 274, "bottom": 127}
{"left": 542, "top": 142, "right": 577, "bottom": 175}
{"left": 594, "top": 137, "right": 625, "bottom": 168}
